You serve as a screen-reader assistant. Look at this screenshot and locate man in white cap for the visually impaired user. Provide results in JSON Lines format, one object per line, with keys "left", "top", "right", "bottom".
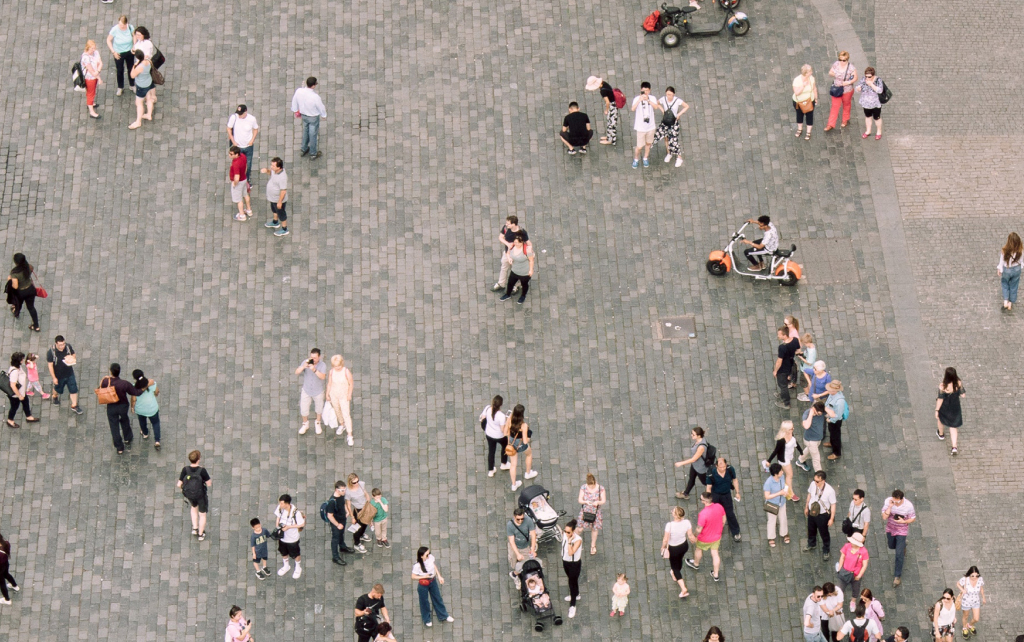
{"left": 585, "top": 75, "right": 618, "bottom": 146}
{"left": 836, "top": 531, "right": 869, "bottom": 608}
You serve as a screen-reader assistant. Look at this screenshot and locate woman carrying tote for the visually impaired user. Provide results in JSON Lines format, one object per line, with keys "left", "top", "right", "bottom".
{"left": 792, "top": 64, "right": 817, "bottom": 140}
{"left": 659, "top": 506, "right": 693, "bottom": 599}
{"left": 410, "top": 546, "right": 455, "bottom": 628}
{"left": 479, "top": 395, "right": 508, "bottom": 477}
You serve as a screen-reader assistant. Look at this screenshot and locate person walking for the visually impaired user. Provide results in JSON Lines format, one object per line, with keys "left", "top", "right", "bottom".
{"left": 802, "top": 471, "right": 836, "bottom": 561}
{"left": 856, "top": 67, "right": 884, "bottom": 139}
{"left": 503, "top": 403, "right": 536, "bottom": 490}
{"left": 326, "top": 480, "right": 352, "bottom": 565}
{"left": 559, "top": 102, "right": 593, "bottom": 154}
{"left": 931, "top": 589, "right": 957, "bottom": 642}
{"left": 803, "top": 586, "right": 829, "bottom": 642}
{"left": 8, "top": 253, "right": 41, "bottom": 332}
{"left": 227, "top": 146, "right": 252, "bottom": 221}
{"left": 259, "top": 158, "right": 290, "bottom": 237}
{"left": 585, "top": 75, "right": 618, "bottom": 145}
{"left": 773, "top": 326, "right": 800, "bottom": 409}
{"left": 411, "top": 546, "right": 455, "bottom": 627}
{"left": 345, "top": 473, "right": 374, "bottom": 553}
{"left": 491, "top": 215, "right": 529, "bottom": 293}
{"left": 674, "top": 426, "right": 710, "bottom": 499}
{"left": 23, "top": 354, "right": 47, "bottom": 399}
{"left": 127, "top": 50, "right": 154, "bottom": 130}
{"left": 844, "top": 489, "right": 870, "bottom": 537}
{"left": 631, "top": 82, "right": 662, "bottom": 168}
{"left": 837, "top": 602, "right": 881, "bottom": 641}
{"left": 291, "top": 77, "right": 327, "bottom": 160}
{"left": 577, "top": 473, "right": 606, "bottom": 554}
{"left": 326, "top": 354, "right": 354, "bottom": 444}
{"left": 506, "top": 507, "right": 538, "bottom": 566}
{"left": 5, "top": 352, "right": 38, "bottom": 429}
{"left": 106, "top": 16, "right": 135, "bottom": 96}
{"left": 176, "top": 450, "right": 211, "bottom": 540}
{"left": 824, "top": 51, "right": 857, "bottom": 131}
{"left": 130, "top": 369, "right": 161, "bottom": 449}
{"left": 226, "top": 105, "right": 259, "bottom": 183}
{"left": 499, "top": 232, "right": 535, "bottom": 305}
{"left": 858, "top": 589, "right": 885, "bottom": 637}
{"left": 956, "top": 566, "right": 986, "bottom": 639}
{"left": 295, "top": 348, "right": 327, "bottom": 435}
{"left": 765, "top": 420, "right": 802, "bottom": 502}
{"left": 479, "top": 395, "right": 509, "bottom": 476}
{"left": 659, "top": 506, "right": 693, "bottom": 598}
{"left": 98, "top": 363, "right": 146, "bottom": 454}
{"left": 763, "top": 462, "right": 789, "bottom": 547}
{"left": 685, "top": 492, "right": 726, "bottom": 582}
{"left": 274, "top": 494, "right": 306, "bottom": 578}
{"left": 824, "top": 381, "right": 847, "bottom": 461}
{"left": 81, "top": 41, "right": 104, "bottom": 119}
{"left": 0, "top": 533, "right": 19, "bottom": 605}
{"left": 653, "top": 86, "right": 688, "bottom": 167}
{"left": 880, "top": 489, "right": 915, "bottom": 587}
{"left": 705, "top": 456, "right": 742, "bottom": 542}
{"left": 47, "top": 335, "right": 83, "bottom": 414}
{"left": 561, "top": 519, "right": 583, "bottom": 617}
{"left": 793, "top": 64, "right": 818, "bottom": 140}
{"left": 935, "top": 367, "right": 965, "bottom": 455}
{"left": 836, "top": 532, "right": 869, "bottom": 605}
{"left": 796, "top": 400, "right": 827, "bottom": 472}
{"left": 610, "top": 573, "right": 631, "bottom": 617}
{"left": 225, "top": 605, "right": 253, "bottom": 642}
{"left": 998, "top": 232, "right": 1023, "bottom": 310}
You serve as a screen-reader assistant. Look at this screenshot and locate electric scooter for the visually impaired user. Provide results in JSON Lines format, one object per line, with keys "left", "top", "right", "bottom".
{"left": 658, "top": 2, "right": 749, "bottom": 48}
{"left": 706, "top": 222, "right": 803, "bottom": 286}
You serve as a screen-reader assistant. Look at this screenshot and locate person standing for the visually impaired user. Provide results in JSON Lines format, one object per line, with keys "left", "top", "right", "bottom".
{"left": 503, "top": 403, "right": 536, "bottom": 490}
{"left": 345, "top": 473, "right": 374, "bottom": 554}
{"left": 499, "top": 232, "right": 535, "bottom": 304}
{"left": 659, "top": 506, "right": 693, "bottom": 598}
{"left": 325, "top": 354, "right": 354, "bottom": 444}
{"left": 956, "top": 566, "right": 986, "bottom": 639}
{"left": 506, "top": 507, "right": 537, "bottom": 567}
{"left": 825, "top": 51, "right": 858, "bottom": 131}
{"left": 411, "top": 546, "right": 455, "bottom": 627}
{"left": 577, "top": 473, "right": 606, "bottom": 554}
{"left": 5, "top": 352, "right": 38, "bottom": 428}
{"left": 803, "top": 586, "right": 829, "bottom": 642}
{"left": 225, "top": 605, "right": 253, "bottom": 642}
{"left": 763, "top": 463, "right": 789, "bottom": 547}
{"left": 479, "top": 395, "right": 509, "bottom": 476}
{"left": 354, "top": 585, "right": 390, "bottom": 642}
{"left": 631, "top": 82, "right": 662, "bottom": 168}
{"left": 821, "top": 582, "right": 846, "bottom": 642}
{"left": 274, "top": 494, "right": 306, "bottom": 578}
{"left": 706, "top": 457, "right": 742, "bottom": 542}
{"left": 685, "top": 492, "right": 726, "bottom": 582}
{"left": 47, "top": 335, "right": 83, "bottom": 414}
{"left": 766, "top": 420, "right": 801, "bottom": 502}
{"left": 291, "top": 77, "right": 327, "bottom": 160}
{"left": 796, "top": 401, "right": 827, "bottom": 472}
{"left": 326, "top": 480, "right": 351, "bottom": 565}
{"left": 837, "top": 602, "right": 881, "bottom": 641}
{"left": 585, "top": 75, "right": 617, "bottom": 145}
{"left": 98, "top": 363, "right": 146, "bottom": 454}
{"left": 249, "top": 518, "right": 271, "bottom": 579}
{"left": 881, "top": 489, "right": 915, "bottom": 587}
{"left": 802, "top": 471, "right": 836, "bottom": 561}
{"left": 773, "top": 326, "right": 800, "bottom": 409}
{"left": 176, "top": 450, "right": 211, "bottom": 540}
{"left": 226, "top": 105, "right": 259, "bottom": 184}
{"left": 295, "top": 348, "right": 327, "bottom": 435}
{"left": 561, "top": 519, "right": 583, "bottom": 617}
{"left": 935, "top": 367, "right": 965, "bottom": 455}
{"left": 130, "top": 369, "right": 161, "bottom": 450}
{"left": 8, "top": 253, "right": 40, "bottom": 332}
{"left": 559, "top": 102, "right": 593, "bottom": 154}
{"left": 799, "top": 360, "right": 832, "bottom": 404}
{"left": 370, "top": 489, "right": 390, "bottom": 548}
{"left": 793, "top": 64, "right": 818, "bottom": 140}
{"left": 998, "top": 232, "right": 1023, "bottom": 311}
{"left": 856, "top": 67, "right": 884, "bottom": 139}
{"left": 0, "top": 532, "right": 19, "bottom": 605}
{"left": 127, "top": 50, "right": 154, "bottom": 130}
{"left": 259, "top": 158, "right": 290, "bottom": 237}
{"left": 227, "top": 146, "right": 252, "bottom": 221}
{"left": 845, "top": 489, "right": 870, "bottom": 537}
{"left": 491, "top": 215, "right": 529, "bottom": 293}
{"left": 835, "top": 532, "right": 869, "bottom": 605}
{"left": 858, "top": 589, "right": 886, "bottom": 636}
{"left": 653, "top": 86, "right": 688, "bottom": 167}
{"left": 81, "top": 41, "right": 104, "bottom": 120}
{"left": 610, "top": 573, "right": 631, "bottom": 617}
{"left": 106, "top": 16, "right": 135, "bottom": 96}
{"left": 823, "top": 381, "right": 847, "bottom": 461}
{"left": 674, "top": 427, "right": 710, "bottom": 499}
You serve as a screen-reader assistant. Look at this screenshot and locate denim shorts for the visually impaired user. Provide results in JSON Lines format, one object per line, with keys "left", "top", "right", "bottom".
{"left": 135, "top": 83, "right": 153, "bottom": 98}
{"left": 55, "top": 373, "right": 79, "bottom": 395}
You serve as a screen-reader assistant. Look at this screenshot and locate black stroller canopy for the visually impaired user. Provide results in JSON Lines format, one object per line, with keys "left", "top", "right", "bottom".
{"left": 518, "top": 485, "right": 550, "bottom": 506}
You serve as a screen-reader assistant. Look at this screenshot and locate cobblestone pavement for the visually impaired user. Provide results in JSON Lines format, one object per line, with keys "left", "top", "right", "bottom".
{"left": 0, "top": 0, "right": 1017, "bottom": 640}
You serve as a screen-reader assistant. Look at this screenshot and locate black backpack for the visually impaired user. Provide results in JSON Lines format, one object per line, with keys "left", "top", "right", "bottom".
{"left": 71, "top": 62, "right": 86, "bottom": 88}
{"left": 181, "top": 468, "right": 206, "bottom": 502}
{"left": 702, "top": 442, "right": 718, "bottom": 468}
{"left": 354, "top": 614, "right": 378, "bottom": 636}
{"left": 849, "top": 619, "right": 869, "bottom": 642}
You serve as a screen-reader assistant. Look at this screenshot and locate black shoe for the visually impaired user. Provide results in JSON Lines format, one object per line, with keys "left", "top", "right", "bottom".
{"left": 517, "top": 296, "right": 526, "bottom": 304}
{"left": 124, "top": 440, "right": 132, "bottom": 450}
{"left": 332, "top": 557, "right": 347, "bottom": 566}
{"left": 499, "top": 294, "right": 512, "bottom": 301}
{"left": 339, "top": 546, "right": 356, "bottom": 554}
{"left": 300, "top": 149, "right": 309, "bottom": 157}
{"left": 52, "top": 395, "right": 60, "bottom": 406}
{"left": 823, "top": 552, "right": 830, "bottom": 561}
{"left": 774, "top": 400, "right": 791, "bottom": 409}
{"left": 71, "top": 405, "right": 83, "bottom": 415}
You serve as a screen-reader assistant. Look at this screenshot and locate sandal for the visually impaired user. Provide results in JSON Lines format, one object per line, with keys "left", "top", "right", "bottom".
{"left": 804, "top": 131, "right": 811, "bottom": 140}
{"left": 29, "top": 325, "right": 40, "bottom": 332}
{"left": 590, "top": 546, "right": 597, "bottom": 555}
{"left": 783, "top": 536, "right": 791, "bottom": 544}
{"left": 679, "top": 591, "right": 690, "bottom": 598}
{"left": 795, "top": 127, "right": 803, "bottom": 138}
{"left": 768, "top": 539, "right": 776, "bottom": 547}
{"left": 192, "top": 528, "right": 199, "bottom": 537}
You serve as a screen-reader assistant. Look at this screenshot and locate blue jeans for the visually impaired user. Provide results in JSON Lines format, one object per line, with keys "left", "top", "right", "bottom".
{"left": 1001, "top": 264, "right": 1021, "bottom": 303}
{"left": 886, "top": 533, "right": 906, "bottom": 577}
{"left": 804, "top": 631, "right": 829, "bottom": 642}
{"left": 417, "top": 577, "right": 449, "bottom": 624}
{"left": 239, "top": 145, "right": 254, "bottom": 183}
{"left": 301, "top": 115, "right": 320, "bottom": 155}
{"left": 138, "top": 411, "right": 161, "bottom": 442}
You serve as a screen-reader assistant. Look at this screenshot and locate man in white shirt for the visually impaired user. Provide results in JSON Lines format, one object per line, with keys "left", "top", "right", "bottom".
{"left": 226, "top": 105, "right": 259, "bottom": 184}
{"left": 741, "top": 215, "right": 780, "bottom": 271}
{"left": 274, "top": 494, "right": 306, "bottom": 579}
{"left": 803, "top": 471, "right": 836, "bottom": 561}
{"left": 290, "top": 77, "right": 328, "bottom": 160}
{"left": 630, "top": 81, "right": 662, "bottom": 168}
{"left": 802, "top": 586, "right": 829, "bottom": 642}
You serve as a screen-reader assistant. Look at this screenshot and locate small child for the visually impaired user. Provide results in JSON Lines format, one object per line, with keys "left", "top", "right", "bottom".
{"left": 797, "top": 333, "right": 817, "bottom": 400}
{"left": 24, "top": 354, "right": 49, "bottom": 399}
{"left": 250, "top": 518, "right": 270, "bottom": 579}
{"left": 370, "top": 488, "right": 390, "bottom": 548}
{"left": 610, "top": 573, "right": 630, "bottom": 617}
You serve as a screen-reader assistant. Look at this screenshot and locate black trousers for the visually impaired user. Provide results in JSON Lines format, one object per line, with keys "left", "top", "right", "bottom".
{"left": 0, "top": 558, "right": 16, "bottom": 600}
{"left": 486, "top": 435, "right": 509, "bottom": 471}
{"left": 13, "top": 289, "right": 38, "bottom": 327}
{"left": 682, "top": 466, "right": 707, "bottom": 496}
{"left": 776, "top": 370, "right": 791, "bottom": 405}
{"left": 806, "top": 513, "right": 831, "bottom": 553}
{"left": 106, "top": 402, "right": 133, "bottom": 451}
{"left": 794, "top": 101, "right": 815, "bottom": 126}
{"left": 711, "top": 491, "right": 741, "bottom": 536}
{"left": 7, "top": 395, "right": 30, "bottom": 421}
{"left": 506, "top": 273, "right": 531, "bottom": 298}
{"left": 352, "top": 515, "right": 369, "bottom": 545}
{"left": 562, "top": 559, "right": 581, "bottom": 606}
{"left": 828, "top": 420, "right": 843, "bottom": 456}
{"left": 330, "top": 521, "right": 348, "bottom": 560}
{"left": 114, "top": 51, "right": 136, "bottom": 89}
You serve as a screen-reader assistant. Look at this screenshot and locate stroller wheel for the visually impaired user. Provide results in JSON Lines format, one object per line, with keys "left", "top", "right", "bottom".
{"left": 554, "top": 616, "right": 564, "bottom": 626}
{"left": 535, "top": 622, "right": 545, "bottom": 632}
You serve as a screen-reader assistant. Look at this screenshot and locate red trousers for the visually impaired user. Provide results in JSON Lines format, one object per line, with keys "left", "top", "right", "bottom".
{"left": 827, "top": 91, "right": 852, "bottom": 128}
{"left": 85, "top": 79, "right": 98, "bottom": 106}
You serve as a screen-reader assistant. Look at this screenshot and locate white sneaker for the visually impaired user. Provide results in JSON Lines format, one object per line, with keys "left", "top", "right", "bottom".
{"left": 0, "top": 598, "right": 10, "bottom": 605}
{"left": 499, "top": 463, "right": 511, "bottom": 470}
{"left": 355, "top": 544, "right": 367, "bottom": 553}
{"left": 314, "top": 421, "right": 322, "bottom": 435}
{"left": 664, "top": 154, "right": 672, "bottom": 163}
{"left": 796, "top": 393, "right": 811, "bottom": 402}
{"left": 336, "top": 427, "right": 344, "bottom": 436}
{"left": 675, "top": 156, "right": 684, "bottom": 168}
{"left": 524, "top": 470, "right": 538, "bottom": 479}
{"left": 116, "top": 88, "right": 123, "bottom": 96}
{"left": 292, "top": 564, "right": 302, "bottom": 579}
{"left": 488, "top": 469, "right": 496, "bottom": 477}
{"left": 511, "top": 480, "right": 522, "bottom": 491}
{"left": 425, "top": 622, "right": 432, "bottom": 627}
{"left": 564, "top": 595, "right": 572, "bottom": 602}
{"left": 277, "top": 562, "right": 291, "bottom": 576}
{"left": 347, "top": 435, "right": 354, "bottom": 446}
{"left": 568, "top": 606, "right": 576, "bottom": 618}
{"left": 299, "top": 422, "right": 309, "bottom": 435}
{"left": 445, "top": 617, "right": 454, "bottom": 623}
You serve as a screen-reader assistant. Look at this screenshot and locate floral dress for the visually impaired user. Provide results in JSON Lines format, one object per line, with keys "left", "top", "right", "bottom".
{"left": 958, "top": 576, "right": 984, "bottom": 609}
{"left": 577, "top": 484, "right": 604, "bottom": 531}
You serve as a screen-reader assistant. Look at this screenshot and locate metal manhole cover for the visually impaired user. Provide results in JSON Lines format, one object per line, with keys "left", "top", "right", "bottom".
{"left": 655, "top": 316, "right": 696, "bottom": 340}
{"left": 792, "top": 238, "right": 859, "bottom": 285}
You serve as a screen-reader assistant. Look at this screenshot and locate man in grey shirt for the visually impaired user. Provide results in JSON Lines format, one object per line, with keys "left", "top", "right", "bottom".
{"left": 260, "top": 157, "right": 289, "bottom": 237}
{"left": 294, "top": 348, "right": 328, "bottom": 435}
{"left": 506, "top": 507, "right": 537, "bottom": 568}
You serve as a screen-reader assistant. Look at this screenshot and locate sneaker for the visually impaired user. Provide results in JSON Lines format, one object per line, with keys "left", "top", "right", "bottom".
{"left": 796, "top": 393, "right": 810, "bottom": 402}
{"left": 711, "top": 572, "right": 720, "bottom": 582}
{"left": 314, "top": 421, "right": 323, "bottom": 435}
{"left": 675, "top": 157, "right": 684, "bottom": 168}
{"left": 499, "top": 294, "right": 512, "bottom": 301}
{"left": 116, "top": 88, "right": 123, "bottom": 96}
{"left": 936, "top": 430, "right": 945, "bottom": 440}
{"left": 264, "top": 220, "right": 281, "bottom": 228}
{"left": 311, "top": 151, "right": 322, "bottom": 160}
{"left": 425, "top": 622, "right": 433, "bottom": 628}
{"left": 499, "top": 463, "right": 511, "bottom": 470}
{"left": 355, "top": 544, "right": 368, "bottom": 553}
{"left": 733, "top": 534, "right": 742, "bottom": 542}
{"left": 26, "top": 391, "right": 33, "bottom": 396}
{"left": 292, "top": 565, "right": 302, "bottom": 579}
{"left": 517, "top": 296, "right": 526, "bottom": 304}
{"left": 71, "top": 405, "right": 83, "bottom": 415}
{"left": 568, "top": 606, "right": 576, "bottom": 618}
{"left": 675, "top": 492, "right": 689, "bottom": 500}
{"left": 274, "top": 228, "right": 290, "bottom": 237}
{"left": 491, "top": 283, "right": 503, "bottom": 291}
{"left": 198, "top": 532, "right": 205, "bottom": 541}
{"left": 376, "top": 539, "right": 384, "bottom": 547}
{"left": 609, "top": 610, "right": 617, "bottom": 617}
{"left": 445, "top": 617, "right": 454, "bottom": 623}
{"left": 336, "top": 427, "right": 345, "bottom": 436}
{"left": 277, "top": 562, "right": 291, "bottom": 576}
{"left": 347, "top": 435, "right": 354, "bottom": 446}
{"left": 383, "top": 539, "right": 391, "bottom": 548}
{"left": 822, "top": 552, "right": 830, "bottom": 562}
{"left": 0, "top": 598, "right": 11, "bottom": 605}
{"left": 795, "top": 460, "right": 811, "bottom": 472}
{"left": 511, "top": 480, "right": 522, "bottom": 491}
{"left": 256, "top": 569, "right": 267, "bottom": 580}
{"left": 684, "top": 559, "right": 699, "bottom": 570}
{"left": 41, "top": 393, "right": 50, "bottom": 399}
{"left": 632, "top": 159, "right": 639, "bottom": 169}
{"left": 53, "top": 395, "right": 60, "bottom": 405}
{"left": 664, "top": 154, "right": 672, "bottom": 163}
{"left": 567, "top": 148, "right": 577, "bottom": 155}
{"left": 234, "top": 213, "right": 247, "bottom": 221}
{"left": 774, "top": 400, "right": 791, "bottom": 409}
{"left": 9, "top": 585, "right": 18, "bottom": 592}
{"left": 579, "top": 147, "right": 587, "bottom": 154}
{"left": 299, "top": 422, "right": 309, "bottom": 435}
{"left": 951, "top": 447, "right": 958, "bottom": 455}
{"left": 643, "top": 158, "right": 649, "bottom": 167}
{"left": 564, "top": 595, "right": 573, "bottom": 602}
{"left": 488, "top": 469, "right": 496, "bottom": 477}
{"left": 524, "top": 470, "right": 538, "bottom": 479}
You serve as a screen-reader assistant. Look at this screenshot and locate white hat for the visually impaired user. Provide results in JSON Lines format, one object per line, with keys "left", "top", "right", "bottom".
{"left": 585, "top": 76, "right": 603, "bottom": 91}
{"left": 847, "top": 532, "right": 865, "bottom": 547}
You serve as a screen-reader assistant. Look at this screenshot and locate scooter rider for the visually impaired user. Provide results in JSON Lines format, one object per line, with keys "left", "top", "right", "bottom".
{"left": 741, "top": 215, "right": 779, "bottom": 271}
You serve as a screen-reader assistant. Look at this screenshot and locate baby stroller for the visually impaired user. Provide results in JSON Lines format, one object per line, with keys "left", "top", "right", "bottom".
{"left": 518, "top": 485, "right": 565, "bottom": 545}
{"left": 512, "top": 558, "right": 563, "bottom": 631}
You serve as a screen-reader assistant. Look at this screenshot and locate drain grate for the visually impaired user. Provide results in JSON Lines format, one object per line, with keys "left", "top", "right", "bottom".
{"left": 655, "top": 316, "right": 696, "bottom": 340}
{"left": 792, "top": 238, "right": 859, "bottom": 285}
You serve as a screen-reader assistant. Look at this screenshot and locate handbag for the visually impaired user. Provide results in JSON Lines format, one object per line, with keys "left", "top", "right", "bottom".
{"left": 797, "top": 99, "right": 814, "bottom": 113}
{"left": 357, "top": 501, "right": 377, "bottom": 524}
{"left": 830, "top": 62, "right": 852, "bottom": 97}
{"left": 828, "top": 612, "right": 847, "bottom": 632}
{"left": 582, "top": 507, "right": 598, "bottom": 523}
{"left": 322, "top": 401, "right": 339, "bottom": 428}
{"left": 879, "top": 80, "right": 893, "bottom": 104}
{"left": 504, "top": 444, "right": 517, "bottom": 456}
{"left": 763, "top": 500, "right": 780, "bottom": 515}
{"left": 94, "top": 376, "right": 119, "bottom": 405}
{"left": 151, "top": 66, "right": 165, "bottom": 86}
{"left": 151, "top": 47, "right": 166, "bottom": 69}
{"left": 34, "top": 286, "right": 48, "bottom": 299}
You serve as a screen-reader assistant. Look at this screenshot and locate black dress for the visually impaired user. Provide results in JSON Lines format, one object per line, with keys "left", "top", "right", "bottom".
{"left": 937, "top": 384, "right": 965, "bottom": 428}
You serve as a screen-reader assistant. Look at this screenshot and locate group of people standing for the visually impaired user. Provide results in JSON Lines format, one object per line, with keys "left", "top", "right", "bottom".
{"left": 791, "top": 50, "right": 888, "bottom": 140}
{"left": 78, "top": 17, "right": 161, "bottom": 128}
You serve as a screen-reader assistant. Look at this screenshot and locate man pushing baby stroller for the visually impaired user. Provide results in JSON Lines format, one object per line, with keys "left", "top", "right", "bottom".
{"left": 507, "top": 503, "right": 564, "bottom": 630}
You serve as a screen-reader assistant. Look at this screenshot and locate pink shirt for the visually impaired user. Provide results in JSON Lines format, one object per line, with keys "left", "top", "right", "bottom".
{"left": 697, "top": 502, "right": 726, "bottom": 543}
{"left": 840, "top": 543, "right": 869, "bottom": 573}
{"left": 26, "top": 361, "right": 39, "bottom": 382}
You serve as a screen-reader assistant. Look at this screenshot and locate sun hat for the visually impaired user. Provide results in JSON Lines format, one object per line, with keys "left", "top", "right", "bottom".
{"left": 826, "top": 380, "right": 843, "bottom": 392}
{"left": 847, "top": 532, "right": 865, "bottom": 547}
{"left": 585, "top": 76, "right": 603, "bottom": 91}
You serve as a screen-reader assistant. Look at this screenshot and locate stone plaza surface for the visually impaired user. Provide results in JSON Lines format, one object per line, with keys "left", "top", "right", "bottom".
{"left": 0, "top": 0, "right": 1019, "bottom": 639}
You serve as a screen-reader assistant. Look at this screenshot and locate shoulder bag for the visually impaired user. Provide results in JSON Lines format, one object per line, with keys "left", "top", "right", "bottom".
{"left": 841, "top": 505, "right": 866, "bottom": 536}
{"left": 356, "top": 492, "right": 377, "bottom": 524}
{"left": 763, "top": 479, "right": 782, "bottom": 514}
{"left": 879, "top": 79, "right": 893, "bottom": 104}
{"left": 95, "top": 376, "right": 119, "bottom": 404}
{"left": 808, "top": 485, "right": 822, "bottom": 517}
{"left": 829, "top": 63, "right": 851, "bottom": 98}
{"left": 151, "top": 47, "right": 166, "bottom": 69}
{"left": 151, "top": 61, "right": 165, "bottom": 86}
{"left": 796, "top": 78, "right": 815, "bottom": 113}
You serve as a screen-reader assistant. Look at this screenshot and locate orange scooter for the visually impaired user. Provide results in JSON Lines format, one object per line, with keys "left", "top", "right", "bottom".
{"left": 706, "top": 222, "right": 803, "bottom": 286}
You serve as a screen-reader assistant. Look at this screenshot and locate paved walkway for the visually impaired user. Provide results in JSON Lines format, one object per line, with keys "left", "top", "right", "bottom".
{"left": 0, "top": 0, "right": 1016, "bottom": 640}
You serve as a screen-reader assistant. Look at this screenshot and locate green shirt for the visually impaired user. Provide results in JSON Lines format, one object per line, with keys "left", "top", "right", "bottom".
{"left": 370, "top": 497, "right": 388, "bottom": 523}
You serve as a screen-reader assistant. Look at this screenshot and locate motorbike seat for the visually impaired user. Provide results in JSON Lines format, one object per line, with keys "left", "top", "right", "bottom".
{"left": 774, "top": 244, "right": 796, "bottom": 258}
{"left": 680, "top": 5, "right": 698, "bottom": 12}
{"left": 663, "top": 6, "right": 683, "bottom": 14}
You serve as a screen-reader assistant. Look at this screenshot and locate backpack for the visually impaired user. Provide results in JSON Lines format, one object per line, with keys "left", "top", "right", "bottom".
{"left": 71, "top": 62, "right": 86, "bottom": 88}
{"left": 0, "top": 369, "right": 14, "bottom": 397}
{"left": 702, "top": 442, "right": 717, "bottom": 469}
{"left": 849, "top": 619, "right": 869, "bottom": 642}
{"left": 320, "top": 500, "right": 330, "bottom": 523}
{"left": 612, "top": 88, "right": 626, "bottom": 109}
{"left": 879, "top": 80, "right": 893, "bottom": 104}
{"left": 841, "top": 398, "right": 850, "bottom": 421}
{"left": 181, "top": 468, "right": 206, "bottom": 502}
{"left": 642, "top": 10, "right": 662, "bottom": 32}
{"left": 354, "top": 614, "right": 379, "bottom": 636}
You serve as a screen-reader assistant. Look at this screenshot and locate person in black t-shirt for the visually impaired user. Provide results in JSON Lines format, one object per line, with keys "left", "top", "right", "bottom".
{"left": 560, "top": 102, "right": 593, "bottom": 155}
{"left": 177, "top": 449, "right": 212, "bottom": 540}
{"left": 354, "top": 584, "right": 390, "bottom": 642}
{"left": 46, "top": 334, "right": 83, "bottom": 414}
{"left": 327, "top": 480, "right": 352, "bottom": 565}
{"left": 772, "top": 327, "right": 800, "bottom": 409}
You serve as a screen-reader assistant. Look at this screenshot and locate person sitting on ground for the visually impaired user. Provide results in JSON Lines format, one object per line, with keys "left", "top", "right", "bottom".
{"left": 741, "top": 215, "right": 780, "bottom": 272}
{"left": 560, "top": 102, "right": 594, "bottom": 155}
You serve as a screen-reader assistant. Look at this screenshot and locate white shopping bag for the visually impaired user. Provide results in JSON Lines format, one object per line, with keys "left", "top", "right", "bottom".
{"left": 322, "top": 401, "right": 339, "bottom": 428}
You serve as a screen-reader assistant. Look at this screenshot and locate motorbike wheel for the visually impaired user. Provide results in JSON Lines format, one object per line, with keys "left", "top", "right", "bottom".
{"left": 706, "top": 259, "right": 728, "bottom": 276}
{"left": 720, "top": 0, "right": 740, "bottom": 7}
{"left": 780, "top": 270, "right": 798, "bottom": 286}
{"left": 660, "top": 26, "right": 683, "bottom": 48}
{"left": 730, "top": 17, "right": 750, "bottom": 36}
